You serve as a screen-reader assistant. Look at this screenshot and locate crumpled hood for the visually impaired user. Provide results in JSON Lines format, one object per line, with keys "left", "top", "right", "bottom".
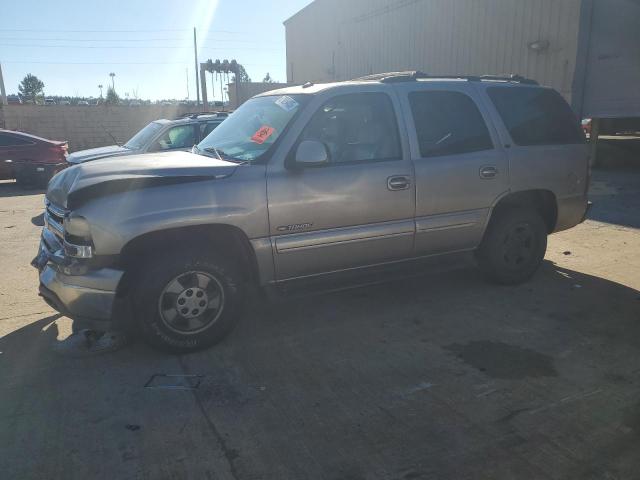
{"left": 47, "top": 151, "right": 238, "bottom": 209}
{"left": 66, "top": 145, "right": 133, "bottom": 164}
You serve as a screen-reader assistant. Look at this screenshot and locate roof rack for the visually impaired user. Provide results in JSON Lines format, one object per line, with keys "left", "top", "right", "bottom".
{"left": 354, "top": 71, "right": 538, "bottom": 85}
{"left": 176, "top": 111, "right": 230, "bottom": 119}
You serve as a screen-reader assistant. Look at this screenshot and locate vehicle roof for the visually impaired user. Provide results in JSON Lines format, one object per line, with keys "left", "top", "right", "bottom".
{"left": 255, "top": 72, "right": 546, "bottom": 97}
{"left": 0, "top": 129, "right": 64, "bottom": 144}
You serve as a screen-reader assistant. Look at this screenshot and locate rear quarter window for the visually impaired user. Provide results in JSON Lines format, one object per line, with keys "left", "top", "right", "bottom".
{"left": 487, "top": 87, "right": 584, "bottom": 146}
{"left": 0, "top": 134, "right": 34, "bottom": 147}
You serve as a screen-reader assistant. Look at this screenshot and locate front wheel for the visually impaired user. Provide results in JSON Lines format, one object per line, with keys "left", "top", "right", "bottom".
{"left": 476, "top": 207, "right": 548, "bottom": 285}
{"left": 131, "top": 250, "right": 244, "bottom": 353}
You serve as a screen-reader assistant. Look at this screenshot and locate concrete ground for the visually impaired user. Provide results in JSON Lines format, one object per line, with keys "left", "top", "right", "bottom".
{"left": 0, "top": 168, "right": 639, "bottom": 480}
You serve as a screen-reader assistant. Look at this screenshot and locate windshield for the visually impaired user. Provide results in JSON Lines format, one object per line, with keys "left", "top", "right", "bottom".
{"left": 124, "top": 122, "right": 164, "bottom": 150}
{"left": 196, "top": 94, "right": 307, "bottom": 163}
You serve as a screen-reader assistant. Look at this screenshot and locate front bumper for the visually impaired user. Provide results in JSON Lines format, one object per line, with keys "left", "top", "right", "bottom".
{"left": 34, "top": 226, "right": 123, "bottom": 329}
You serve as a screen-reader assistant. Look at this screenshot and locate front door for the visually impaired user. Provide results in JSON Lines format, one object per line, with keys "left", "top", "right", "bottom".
{"left": 267, "top": 91, "right": 415, "bottom": 280}
{"left": 396, "top": 83, "right": 509, "bottom": 255}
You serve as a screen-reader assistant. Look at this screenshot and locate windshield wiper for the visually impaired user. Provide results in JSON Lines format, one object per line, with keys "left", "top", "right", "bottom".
{"left": 203, "top": 147, "right": 246, "bottom": 164}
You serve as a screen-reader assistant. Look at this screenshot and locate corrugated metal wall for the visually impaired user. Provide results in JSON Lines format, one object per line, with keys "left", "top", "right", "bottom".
{"left": 285, "top": 0, "right": 582, "bottom": 99}
{"left": 579, "top": 0, "right": 640, "bottom": 118}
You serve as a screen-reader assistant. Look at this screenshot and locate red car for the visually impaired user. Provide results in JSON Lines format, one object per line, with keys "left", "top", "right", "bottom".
{"left": 0, "top": 129, "right": 68, "bottom": 188}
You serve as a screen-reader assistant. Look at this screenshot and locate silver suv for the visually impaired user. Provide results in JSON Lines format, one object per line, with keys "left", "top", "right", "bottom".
{"left": 66, "top": 112, "right": 228, "bottom": 164}
{"left": 34, "top": 72, "right": 589, "bottom": 352}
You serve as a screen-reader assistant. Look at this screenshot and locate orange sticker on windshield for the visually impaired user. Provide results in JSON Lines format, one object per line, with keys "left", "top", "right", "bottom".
{"left": 251, "top": 125, "right": 275, "bottom": 144}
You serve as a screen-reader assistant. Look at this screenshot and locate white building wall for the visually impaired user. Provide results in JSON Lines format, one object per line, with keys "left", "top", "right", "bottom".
{"left": 285, "top": 0, "right": 582, "bottom": 99}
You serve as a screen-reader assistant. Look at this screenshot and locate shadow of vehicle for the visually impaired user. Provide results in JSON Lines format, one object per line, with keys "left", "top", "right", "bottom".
{"left": 1, "top": 262, "right": 639, "bottom": 479}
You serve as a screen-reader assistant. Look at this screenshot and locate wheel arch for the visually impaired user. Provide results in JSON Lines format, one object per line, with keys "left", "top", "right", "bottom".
{"left": 117, "top": 224, "right": 260, "bottom": 295}
{"left": 489, "top": 189, "right": 558, "bottom": 233}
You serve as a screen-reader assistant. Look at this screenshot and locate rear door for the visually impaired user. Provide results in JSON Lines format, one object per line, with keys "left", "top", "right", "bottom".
{"left": 0, "top": 133, "right": 36, "bottom": 179}
{"left": 395, "top": 82, "right": 509, "bottom": 255}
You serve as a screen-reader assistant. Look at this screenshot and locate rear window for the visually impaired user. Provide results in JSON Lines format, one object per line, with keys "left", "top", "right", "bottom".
{"left": 487, "top": 87, "right": 584, "bottom": 146}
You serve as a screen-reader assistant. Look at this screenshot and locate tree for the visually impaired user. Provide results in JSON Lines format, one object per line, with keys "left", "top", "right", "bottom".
{"left": 105, "top": 86, "right": 120, "bottom": 105}
{"left": 235, "top": 64, "right": 251, "bottom": 83}
{"left": 18, "top": 74, "right": 44, "bottom": 103}
{"left": 262, "top": 73, "right": 275, "bottom": 83}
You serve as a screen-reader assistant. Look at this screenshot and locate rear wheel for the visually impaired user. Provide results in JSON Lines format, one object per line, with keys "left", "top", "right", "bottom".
{"left": 476, "top": 207, "right": 547, "bottom": 285}
{"left": 15, "top": 169, "right": 30, "bottom": 188}
{"left": 131, "top": 249, "right": 244, "bottom": 353}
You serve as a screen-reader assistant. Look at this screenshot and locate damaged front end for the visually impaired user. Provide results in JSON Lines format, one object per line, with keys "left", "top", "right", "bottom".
{"left": 33, "top": 199, "right": 124, "bottom": 330}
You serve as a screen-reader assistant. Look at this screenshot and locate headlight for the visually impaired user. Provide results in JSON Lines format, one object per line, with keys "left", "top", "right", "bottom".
{"left": 63, "top": 215, "right": 91, "bottom": 238}
{"left": 63, "top": 215, "right": 93, "bottom": 258}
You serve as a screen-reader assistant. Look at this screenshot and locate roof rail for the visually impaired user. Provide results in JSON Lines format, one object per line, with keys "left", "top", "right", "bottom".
{"left": 176, "top": 111, "right": 230, "bottom": 119}
{"left": 354, "top": 71, "right": 538, "bottom": 85}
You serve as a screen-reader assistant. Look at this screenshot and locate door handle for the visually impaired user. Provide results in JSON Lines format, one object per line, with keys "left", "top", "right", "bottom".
{"left": 479, "top": 166, "right": 498, "bottom": 179}
{"left": 387, "top": 175, "right": 411, "bottom": 191}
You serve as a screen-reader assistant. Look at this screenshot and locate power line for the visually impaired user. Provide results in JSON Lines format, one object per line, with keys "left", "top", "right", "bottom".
{"left": 0, "top": 43, "right": 281, "bottom": 51}
{"left": 0, "top": 36, "right": 284, "bottom": 45}
{"left": 0, "top": 28, "right": 246, "bottom": 33}
{"left": 2, "top": 60, "right": 283, "bottom": 67}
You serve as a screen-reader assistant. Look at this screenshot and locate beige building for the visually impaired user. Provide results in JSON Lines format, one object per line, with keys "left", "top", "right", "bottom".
{"left": 284, "top": 0, "right": 640, "bottom": 120}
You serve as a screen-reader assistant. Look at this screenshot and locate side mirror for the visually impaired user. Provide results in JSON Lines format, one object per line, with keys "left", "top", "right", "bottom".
{"left": 294, "top": 140, "right": 329, "bottom": 167}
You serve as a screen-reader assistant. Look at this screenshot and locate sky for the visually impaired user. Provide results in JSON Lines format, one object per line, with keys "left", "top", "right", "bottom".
{"left": 0, "top": 0, "right": 310, "bottom": 101}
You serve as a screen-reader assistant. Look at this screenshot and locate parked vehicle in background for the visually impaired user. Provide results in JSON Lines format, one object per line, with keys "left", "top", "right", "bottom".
{"left": 44, "top": 98, "right": 56, "bottom": 105}
{"left": 66, "top": 112, "right": 228, "bottom": 164}
{"left": 34, "top": 72, "right": 589, "bottom": 352}
{"left": 0, "top": 129, "right": 68, "bottom": 188}
{"left": 77, "top": 100, "right": 90, "bottom": 106}
{"left": 7, "top": 95, "right": 22, "bottom": 105}
{"left": 59, "top": 100, "right": 71, "bottom": 106}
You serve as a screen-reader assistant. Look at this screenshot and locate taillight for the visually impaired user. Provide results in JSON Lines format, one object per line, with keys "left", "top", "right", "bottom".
{"left": 50, "top": 143, "right": 68, "bottom": 158}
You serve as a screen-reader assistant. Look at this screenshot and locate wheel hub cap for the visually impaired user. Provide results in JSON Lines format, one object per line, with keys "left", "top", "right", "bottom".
{"left": 502, "top": 223, "right": 534, "bottom": 267}
{"left": 158, "top": 271, "right": 225, "bottom": 334}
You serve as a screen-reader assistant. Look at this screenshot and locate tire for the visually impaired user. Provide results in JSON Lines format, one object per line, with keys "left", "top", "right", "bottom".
{"left": 15, "top": 169, "right": 31, "bottom": 189}
{"left": 476, "top": 207, "right": 548, "bottom": 285}
{"left": 35, "top": 171, "right": 54, "bottom": 190}
{"left": 131, "top": 249, "right": 245, "bottom": 353}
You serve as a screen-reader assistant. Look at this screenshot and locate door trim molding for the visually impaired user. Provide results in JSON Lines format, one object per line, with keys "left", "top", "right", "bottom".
{"left": 275, "top": 219, "right": 415, "bottom": 253}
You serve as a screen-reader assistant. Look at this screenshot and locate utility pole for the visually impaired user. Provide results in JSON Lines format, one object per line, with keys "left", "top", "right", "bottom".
{"left": 0, "top": 62, "right": 7, "bottom": 105}
{"left": 193, "top": 27, "right": 200, "bottom": 106}
{"left": 109, "top": 72, "right": 116, "bottom": 89}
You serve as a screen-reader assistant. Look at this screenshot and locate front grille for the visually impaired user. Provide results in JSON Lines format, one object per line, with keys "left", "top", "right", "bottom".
{"left": 45, "top": 201, "right": 67, "bottom": 239}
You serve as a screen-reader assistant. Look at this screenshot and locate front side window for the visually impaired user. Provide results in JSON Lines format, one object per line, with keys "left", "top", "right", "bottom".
{"left": 154, "top": 125, "right": 197, "bottom": 151}
{"left": 124, "top": 122, "right": 164, "bottom": 150}
{"left": 197, "top": 94, "right": 308, "bottom": 163}
{"left": 487, "top": 87, "right": 584, "bottom": 146}
{"left": 409, "top": 90, "right": 493, "bottom": 158}
{"left": 299, "top": 93, "right": 401, "bottom": 164}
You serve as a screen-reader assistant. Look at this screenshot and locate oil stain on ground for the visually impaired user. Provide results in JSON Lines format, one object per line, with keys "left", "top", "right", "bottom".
{"left": 446, "top": 341, "right": 557, "bottom": 379}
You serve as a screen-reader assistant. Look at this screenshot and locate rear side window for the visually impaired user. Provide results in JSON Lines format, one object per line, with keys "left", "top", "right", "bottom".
{"left": 0, "top": 134, "right": 33, "bottom": 146}
{"left": 408, "top": 91, "right": 493, "bottom": 158}
{"left": 487, "top": 87, "right": 584, "bottom": 146}
{"left": 200, "top": 122, "right": 220, "bottom": 139}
